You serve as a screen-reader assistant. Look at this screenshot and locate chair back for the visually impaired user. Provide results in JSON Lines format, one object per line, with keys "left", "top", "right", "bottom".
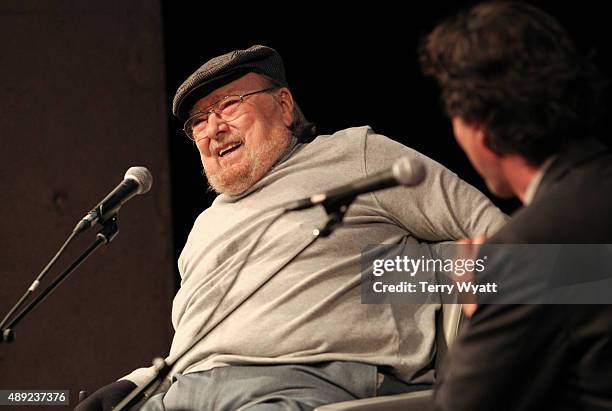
{"left": 434, "top": 303, "right": 463, "bottom": 371}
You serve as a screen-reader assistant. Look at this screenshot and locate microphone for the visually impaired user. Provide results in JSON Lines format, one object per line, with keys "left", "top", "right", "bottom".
{"left": 286, "top": 156, "right": 426, "bottom": 211}
{"left": 73, "top": 166, "right": 153, "bottom": 234}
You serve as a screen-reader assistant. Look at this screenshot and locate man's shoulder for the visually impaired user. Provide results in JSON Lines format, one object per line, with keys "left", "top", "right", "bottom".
{"left": 491, "top": 173, "right": 612, "bottom": 243}
{"left": 312, "top": 126, "right": 400, "bottom": 145}
{"left": 309, "top": 126, "right": 372, "bottom": 146}
{"left": 328, "top": 125, "right": 373, "bottom": 138}
{"left": 490, "top": 144, "right": 612, "bottom": 243}
{"left": 304, "top": 126, "right": 407, "bottom": 161}
{"left": 310, "top": 126, "right": 423, "bottom": 162}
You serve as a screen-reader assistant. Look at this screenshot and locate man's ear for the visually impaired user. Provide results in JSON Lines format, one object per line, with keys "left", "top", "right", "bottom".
{"left": 474, "top": 126, "right": 498, "bottom": 158}
{"left": 276, "top": 88, "right": 295, "bottom": 127}
{"left": 474, "top": 126, "right": 488, "bottom": 149}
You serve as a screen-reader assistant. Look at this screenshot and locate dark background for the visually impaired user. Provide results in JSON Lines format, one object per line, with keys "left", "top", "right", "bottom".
{"left": 162, "top": 0, "right": 611, "bottom": 266}
{"left": 0, "top": 1, "right": 609, "bottom": 409}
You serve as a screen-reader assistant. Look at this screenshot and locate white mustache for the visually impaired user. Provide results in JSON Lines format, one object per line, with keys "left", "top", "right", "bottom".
{"left": 209, "top": 134, "right": 244, "bottom": 152}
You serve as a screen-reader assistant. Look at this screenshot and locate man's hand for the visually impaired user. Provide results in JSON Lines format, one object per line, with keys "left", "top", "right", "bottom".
{"left": 74, "top": 380, "right": 138, "bottom": 411}
{"left": 455, "top": 236, "right": 487, "bottom": 246}
{"left": 455, "top": 236, "right": 487, "bottom": 318}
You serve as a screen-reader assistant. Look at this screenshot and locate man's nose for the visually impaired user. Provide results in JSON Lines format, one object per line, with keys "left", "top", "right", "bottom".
{"left": 205, "top": 112, "right": 229, "bottom": 140}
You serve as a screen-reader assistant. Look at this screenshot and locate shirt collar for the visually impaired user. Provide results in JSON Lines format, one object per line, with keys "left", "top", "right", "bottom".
{"left": 523, "top": 156, "right": 556, "bottom": 205}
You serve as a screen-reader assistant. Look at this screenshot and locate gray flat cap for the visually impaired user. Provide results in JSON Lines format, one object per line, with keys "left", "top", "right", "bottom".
{"left": 172, "top": 45, "right": 287, "bottom": 120}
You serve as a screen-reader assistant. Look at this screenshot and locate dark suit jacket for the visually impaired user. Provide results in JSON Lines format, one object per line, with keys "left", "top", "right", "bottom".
{"left": 434, "top": 139, "right": 612, "bottom": 411}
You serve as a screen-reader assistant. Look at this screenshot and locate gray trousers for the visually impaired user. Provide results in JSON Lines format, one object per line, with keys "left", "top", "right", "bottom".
{"left": 138, "top": 361, "right": 381, "bottom": 411}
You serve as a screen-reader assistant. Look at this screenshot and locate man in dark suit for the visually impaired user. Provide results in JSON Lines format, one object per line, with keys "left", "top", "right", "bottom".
{"left": 420, "top": 1, "right": 612, "bottom": 410}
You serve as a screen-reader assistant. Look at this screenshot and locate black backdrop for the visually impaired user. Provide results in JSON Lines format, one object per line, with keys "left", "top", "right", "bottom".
{"left": 161, "top": 0, "right": 611, "bottom": 277}
{"left": 0, "top": 2, "right": 609, "bottom": 408}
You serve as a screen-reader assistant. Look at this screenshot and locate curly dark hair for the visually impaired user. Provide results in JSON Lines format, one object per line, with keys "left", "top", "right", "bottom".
{"left": 420, "top": 1, "right": 607, "bottom": 165}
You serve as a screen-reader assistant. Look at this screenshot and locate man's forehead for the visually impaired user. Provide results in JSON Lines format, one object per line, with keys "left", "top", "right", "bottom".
{"left": 190, "top": 73, "right": 267, "bottom": 114}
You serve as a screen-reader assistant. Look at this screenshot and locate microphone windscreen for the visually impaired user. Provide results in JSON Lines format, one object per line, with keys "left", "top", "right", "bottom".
{"left": 125, "top": 166, "right": 153, "bottom": 194}
{"left": 392, "top": 157, "right": 426, "bottom": 186}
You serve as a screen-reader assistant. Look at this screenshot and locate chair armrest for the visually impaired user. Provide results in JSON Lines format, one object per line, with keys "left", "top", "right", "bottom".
{"left": 314, "top": 389, "right": 432, "bottom": 411}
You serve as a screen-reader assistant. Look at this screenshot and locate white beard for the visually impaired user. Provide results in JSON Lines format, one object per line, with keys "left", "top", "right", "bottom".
{"left": 204, "top": 127, "right": 291, "bottom": 195}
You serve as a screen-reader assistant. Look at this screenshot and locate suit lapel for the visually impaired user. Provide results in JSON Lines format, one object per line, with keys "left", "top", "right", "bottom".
{"left": 532, "top": 139, "right": 609, "bottom": 203}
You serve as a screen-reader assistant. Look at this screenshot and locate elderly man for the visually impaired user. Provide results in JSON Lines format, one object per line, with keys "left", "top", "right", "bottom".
{"left": 79, "top": 45, "right": 506, "bottom": 411}
{"left": 421, "top": 2, "right": 612, "bottom": 410}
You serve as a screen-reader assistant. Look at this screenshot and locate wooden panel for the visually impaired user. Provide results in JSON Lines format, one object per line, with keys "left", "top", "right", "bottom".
{"left": 0, "top": 1, "right": 174, "bottom": 409}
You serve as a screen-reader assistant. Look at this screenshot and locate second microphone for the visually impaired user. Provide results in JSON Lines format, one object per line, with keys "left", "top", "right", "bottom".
{"left": 285, "top": 156, "right": 426, "bottom": 211}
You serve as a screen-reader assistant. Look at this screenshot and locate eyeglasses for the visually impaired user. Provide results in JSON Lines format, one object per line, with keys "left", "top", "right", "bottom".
{"left": 183, "top": 86, "right": 278, "bottom": 141}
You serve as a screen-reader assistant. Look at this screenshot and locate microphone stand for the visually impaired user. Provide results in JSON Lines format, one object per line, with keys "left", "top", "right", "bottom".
{"left": 115, "top": 194, "right": 372, "bottom": 410}
{"left": 113, "top": 196, "right": 370, "bottom": 409}
{"left": 113, "top": 357, "right": 171, "bottom": 411}
{"left": 315, "top": 197, "right": 355, "bottom": 238}
{"left": 1, "top": 216, "right": 119, "bottom": 344}
{"left": 114, "top": 208, "right": 307, "bottom": 411}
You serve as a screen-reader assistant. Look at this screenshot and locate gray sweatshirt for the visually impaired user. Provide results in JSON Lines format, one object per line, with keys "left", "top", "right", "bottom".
{"left": 122, "top": 126, "right": 507, "bottom": 387}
